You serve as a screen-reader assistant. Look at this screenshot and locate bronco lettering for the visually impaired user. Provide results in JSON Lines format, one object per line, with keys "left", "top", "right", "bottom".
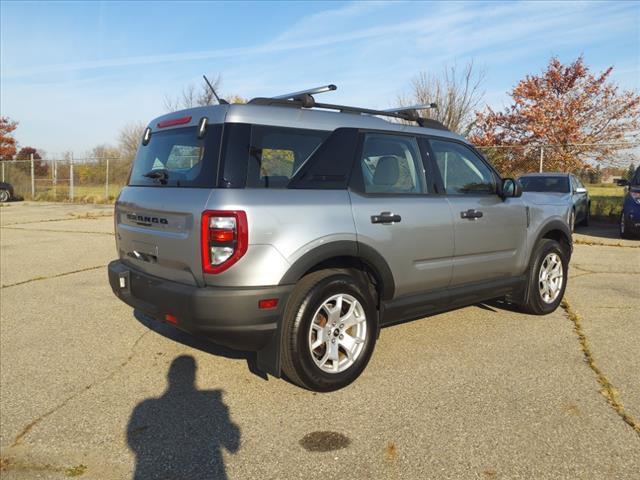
{"left": 127, "top": 213, "right": 168, "bottom": 225}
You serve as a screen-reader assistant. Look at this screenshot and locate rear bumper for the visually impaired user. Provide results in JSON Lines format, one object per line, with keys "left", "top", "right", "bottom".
{"left": 108, "top": 260, "right": 292, "bottom": 351}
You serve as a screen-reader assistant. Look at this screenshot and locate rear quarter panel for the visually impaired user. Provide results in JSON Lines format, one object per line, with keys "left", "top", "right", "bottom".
{"left": 202, "top": 189, "right": 357, "bottom": 287}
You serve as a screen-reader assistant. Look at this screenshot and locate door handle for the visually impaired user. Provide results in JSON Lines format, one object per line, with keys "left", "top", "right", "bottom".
{"left": 460, "top": 209, "right": 483, "bottom": 220}
{"left": 371, "top": 212, "right": 402, "bottom": 224}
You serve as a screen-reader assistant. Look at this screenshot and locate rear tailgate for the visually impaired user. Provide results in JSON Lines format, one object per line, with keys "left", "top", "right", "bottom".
{"left": 115, "top": 112, "right": 225, "bottom": 286}
{"left": 115, "top": 187, "right": 212, "bottom": 286}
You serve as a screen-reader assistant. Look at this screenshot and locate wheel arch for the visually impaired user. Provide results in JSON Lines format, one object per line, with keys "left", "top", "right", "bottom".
{"left": 534, "top": 220, "right": 573, "bottom": 261}
{"left": 278, "top": 241, "right": 395, "bottom": 302}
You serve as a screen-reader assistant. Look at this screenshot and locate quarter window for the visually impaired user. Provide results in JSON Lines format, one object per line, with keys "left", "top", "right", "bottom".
{"left": 359, "top": 133, "right": 427, "bottom": 194}
{"left": 246, "top": 126, "right": 329, "bottom": 188}
{"left": 430, "top": 140, "right": 496, "bottom": 194}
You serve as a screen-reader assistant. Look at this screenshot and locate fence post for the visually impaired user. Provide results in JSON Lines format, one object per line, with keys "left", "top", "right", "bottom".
{"left": 30, "top": 153, "right": 35, "bottom": 198}
{"left": 1, "top": 161, "right": 4, "bottom": 182}
{"left": 69, "top": 153, "right": 75, "bottom": 201}
{"left": 105, "top": 157, "right": 110, "bottom": 199}
{"left": 539, "top": 146, "right": 544, "bottom": 173}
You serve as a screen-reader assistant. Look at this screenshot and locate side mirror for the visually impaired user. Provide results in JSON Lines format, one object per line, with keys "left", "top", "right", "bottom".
{"left": 500, "top": 178, "right": 522, "bottom": 199}
{"left": 616, "top": 178, "right": 629, "bottom": 186}
{"left": 575, "top": 187, "right": 587, "bottom": 194}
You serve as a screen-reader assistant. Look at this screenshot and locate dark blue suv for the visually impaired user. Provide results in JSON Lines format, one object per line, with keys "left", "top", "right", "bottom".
{"left": 618, "top": 166, "right": 640, "bottom": 238}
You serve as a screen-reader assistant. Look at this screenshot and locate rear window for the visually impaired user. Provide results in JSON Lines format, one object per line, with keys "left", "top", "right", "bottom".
{"left": 128, "top": 125, "right": 222, "bottom": 187}
{"left": 519, "top": 176, "right": 569, "bottom": 193}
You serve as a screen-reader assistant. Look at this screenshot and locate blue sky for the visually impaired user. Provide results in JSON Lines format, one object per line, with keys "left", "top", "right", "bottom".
{"left": 1, "top": 0, "right": 638, "bottom": 156}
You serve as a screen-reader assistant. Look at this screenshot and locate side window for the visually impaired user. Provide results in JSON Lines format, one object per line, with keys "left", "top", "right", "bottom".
{"left": 430, "top": 140, "right": 496, "bottom": 194}
{"left": 359, "top": 133, "right": 427, "bottom": 194}
{"left": 246, "top": 126, "right": 329, "bottom": 188}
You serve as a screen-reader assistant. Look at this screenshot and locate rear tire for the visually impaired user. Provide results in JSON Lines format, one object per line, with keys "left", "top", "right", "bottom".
{"left": 281, "top": 270, "right": 377, "bottom": 392}
{"left": 516, "top": 239, "right": 568, "bottom": 315}
{"left": 580, "top": 204, "right": 590, "bottom": 227}
{"left": 0, "top": 189, "right": 9, "bottom": 203}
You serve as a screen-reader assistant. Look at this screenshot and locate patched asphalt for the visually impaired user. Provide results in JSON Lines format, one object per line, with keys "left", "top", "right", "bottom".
{"left": 1, "top": 203, "right": 638, "bottom": 479}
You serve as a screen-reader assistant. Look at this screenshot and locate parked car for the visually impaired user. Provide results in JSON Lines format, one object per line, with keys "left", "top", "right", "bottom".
{"left": 518, "top": 173, "right": 590, "bottom": 231}
{"left": 108, "top": 85, "right": 573, "bottom": 391}
{"left": 617, "top": 166, "right": 640, "bottom": 238}
{"left": 0, "top": 182, "right": 14, "bottom": 202}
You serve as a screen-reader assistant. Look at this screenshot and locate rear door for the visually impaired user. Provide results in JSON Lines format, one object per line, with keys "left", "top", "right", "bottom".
{"left": 349, "top": 132, "right": 454, "bottom": 298}
{"left": 115, "top": 122, "right": 223, "bottom": 287}
{"left": 427, "top": 138, "right": 527, "bottom": 286}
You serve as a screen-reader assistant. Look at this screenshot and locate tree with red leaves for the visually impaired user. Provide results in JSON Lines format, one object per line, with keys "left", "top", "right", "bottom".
{"left": 0, "top": 116, "right": 18, "bottom": 160}
{"left": 470, "top": 57, "right": 640, "bottom": 175}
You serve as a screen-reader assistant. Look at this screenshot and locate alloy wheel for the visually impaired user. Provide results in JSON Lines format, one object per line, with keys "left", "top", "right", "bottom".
{"left": 307, "top": 293, "right": 367, "bottom": 373}
{"left": 538, "top": 253, "right": 564, "bottom": 304}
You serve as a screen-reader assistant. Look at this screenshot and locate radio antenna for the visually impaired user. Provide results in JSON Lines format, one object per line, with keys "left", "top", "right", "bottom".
{"left": 203, "top": 75, "right": 228, "bottom": 105}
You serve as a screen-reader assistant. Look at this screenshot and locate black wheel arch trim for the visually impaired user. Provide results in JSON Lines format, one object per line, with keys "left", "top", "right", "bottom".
{"left": 278, "top": 240, "right": 395, "bottom": 300}
{"left": 532, "top": 219, "right": 573, "bottom": 261}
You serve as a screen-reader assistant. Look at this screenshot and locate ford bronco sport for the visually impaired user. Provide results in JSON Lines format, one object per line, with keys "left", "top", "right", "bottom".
{"left": 108, "top": 85, "right": 572, "bottom": 391}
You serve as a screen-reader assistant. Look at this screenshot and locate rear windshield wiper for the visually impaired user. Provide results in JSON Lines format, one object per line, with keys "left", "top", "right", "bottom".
{"left": 143, "top": 169, "right": 169, "bottom": 184}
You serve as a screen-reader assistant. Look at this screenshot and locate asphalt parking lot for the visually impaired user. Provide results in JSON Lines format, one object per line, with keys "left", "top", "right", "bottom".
{"left": 1, "top": 202, "right": 638, "bottom": 479}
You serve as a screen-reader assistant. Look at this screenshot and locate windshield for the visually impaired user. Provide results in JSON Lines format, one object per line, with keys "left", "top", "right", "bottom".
{"left": 129, "top": 125, "right": 222, "bottom": 187}
{"left": 519, "top": 176, "right": 570, "bottom": 193}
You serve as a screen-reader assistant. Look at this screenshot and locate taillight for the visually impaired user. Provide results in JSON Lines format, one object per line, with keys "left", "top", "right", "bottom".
{"left": 201, "top": 210, "right": 248, "bottom": 274}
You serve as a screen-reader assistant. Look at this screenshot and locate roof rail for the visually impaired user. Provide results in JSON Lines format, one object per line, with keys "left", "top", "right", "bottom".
{"left": 272, "top": 84, "right": 337, "bottom": 100}
{"left": 247, "top": 95, "right": 450, "bottom": 131}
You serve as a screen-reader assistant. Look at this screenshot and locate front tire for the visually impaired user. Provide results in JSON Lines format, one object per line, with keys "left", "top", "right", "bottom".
{"left": 620, "top": 212, "right": 631, "bottom": 239}
{"left": 281, "top": 270, "right": 377, "bottom": 392}
{"left": 516, "top": 239, "right": 568, "bottom": 315}
{"left": 0, "top": 189, "right": 10, "bottom": 203}
{"left": 569, "top": 209, "right": 576, "bottom": 232}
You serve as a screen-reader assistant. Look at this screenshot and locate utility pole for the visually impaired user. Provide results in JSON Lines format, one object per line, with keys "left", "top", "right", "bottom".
{"left": 69, "top": 153, "right": 74, "bottom": 201}
{"left": 30, "top": 153, "right": 35, "bottom": 198}
{"left": 539, "top": 146, "right": 544, "bottom": 173}
{"left": 105, "top": 158, "right": 110, "bottom": 199}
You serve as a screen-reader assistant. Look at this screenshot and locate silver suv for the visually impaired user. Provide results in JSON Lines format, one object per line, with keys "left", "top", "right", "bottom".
{"left": 108, "top": 85, "right": 572, "bottom": 391}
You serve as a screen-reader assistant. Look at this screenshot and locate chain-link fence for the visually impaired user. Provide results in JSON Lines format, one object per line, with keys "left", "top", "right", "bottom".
{"left": 1, "top": 143, "right": 637, "bottom": 203}
{"left": 1, "top": 156, "right": 131, "bottom": 202}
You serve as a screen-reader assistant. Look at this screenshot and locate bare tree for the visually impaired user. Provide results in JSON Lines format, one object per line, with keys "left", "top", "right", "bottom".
{"left": 163, "top": 74, "right": 223, "bottom": 112}
{"left": 397, "top": 61, "right": 485, "bottom": 135}
{"left": 118, "top": 122, "right": 146, "bottom": 162}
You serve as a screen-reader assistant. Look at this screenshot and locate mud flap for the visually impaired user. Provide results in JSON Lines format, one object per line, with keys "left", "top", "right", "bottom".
{"left": 256, "top": 321, "right": 283, "bottom": 378}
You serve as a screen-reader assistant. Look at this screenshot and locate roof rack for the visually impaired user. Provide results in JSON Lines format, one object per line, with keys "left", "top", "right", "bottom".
{"left": 248, "top": 88, "right": 449, "bottom": 131}
{"left": 272, "top": 84, "right": 337, "bottom": 100}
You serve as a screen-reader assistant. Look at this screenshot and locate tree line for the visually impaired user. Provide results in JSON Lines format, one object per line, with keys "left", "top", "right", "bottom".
{"left": 1, "top": 56, "right": 638, "bottom": 184}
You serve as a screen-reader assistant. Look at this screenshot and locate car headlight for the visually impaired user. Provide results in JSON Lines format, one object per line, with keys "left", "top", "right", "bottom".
{"left": 630, "top": 191, "right": 640, "bottom": 205}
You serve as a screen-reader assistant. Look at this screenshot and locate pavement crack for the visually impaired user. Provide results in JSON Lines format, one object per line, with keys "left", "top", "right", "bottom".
{"left": 573, "top": 238, "right": 640, "bottom": 248}
{"left": 1, "top": 225, "right": 114, "bottom": 236}
{"left": 1, "top": 265, "right": 107, "bottom": 289}
{"left": 10, "top": 330, "right": 150, "bottom": 447}
{"left": 561, "top": 298, "right": 640, "bottom": 437}
{"left": 2, "top": 212, "right": 112, "bottom": 226}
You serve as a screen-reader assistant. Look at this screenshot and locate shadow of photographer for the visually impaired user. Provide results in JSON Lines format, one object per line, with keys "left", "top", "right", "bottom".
{"left": 127, "top": 355, "right": 240, "bottom": 480}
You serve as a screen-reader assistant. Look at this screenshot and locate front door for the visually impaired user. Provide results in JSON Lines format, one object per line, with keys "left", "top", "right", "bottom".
{"left": 428, "top": 138, "right": 528, "bottom": 286}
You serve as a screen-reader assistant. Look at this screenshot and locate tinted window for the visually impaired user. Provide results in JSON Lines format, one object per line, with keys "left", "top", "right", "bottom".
{"left": 288, "top": 128, "right": 359, "bottom": 190}
{"left": 359, "top": 133, "right": 427, "bottom": 194}
{"left": 631, "top": 167, "right": 640, "bottom": 186}
{"left": 430, "top": 140, "right": 496, "bottom": 194}
{"left": 519, "top": 176, "right": 570, "bottom": 193}
{"left": 246, "top": 126, "right": 329, "bottom": 188}
{"left": 129, "top": 125, "right": 221, "bottom": 188}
